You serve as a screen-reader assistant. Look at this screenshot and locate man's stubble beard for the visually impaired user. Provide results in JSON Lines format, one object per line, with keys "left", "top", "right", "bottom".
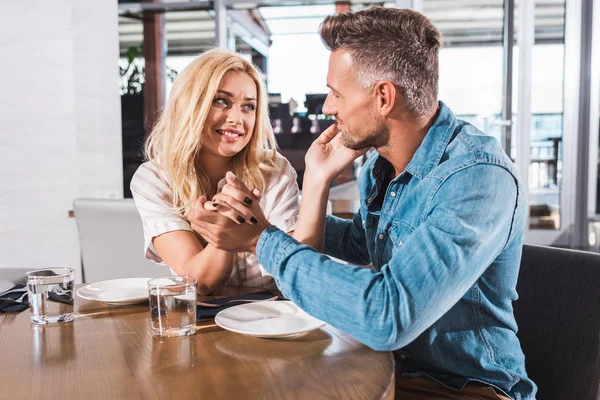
{"left": 339, "top": 122, "right": 389, "bottom": 151}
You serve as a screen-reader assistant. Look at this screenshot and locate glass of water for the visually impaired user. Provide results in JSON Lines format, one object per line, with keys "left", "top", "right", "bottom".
{"left": 26, "top": 267, "right": 75, "bottom": 325}
{"left": 148, "top": 276, "right": 197, "bottom": 337}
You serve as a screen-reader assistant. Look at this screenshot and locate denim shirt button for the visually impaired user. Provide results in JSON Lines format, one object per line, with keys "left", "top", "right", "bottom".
{"left": 398, "top": 240, "right": 403, "bottom": 247}
{"left": 378, "top": 234, "right": 385, "bottom": 240}
{"left": 390, "top": 191, "right": 396, "bottom": 197}
{"left": 367, "top": 197, "right": 373, "bottom": 204}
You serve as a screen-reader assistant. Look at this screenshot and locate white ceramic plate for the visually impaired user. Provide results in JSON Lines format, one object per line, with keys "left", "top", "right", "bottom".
{"left": 215, "top": 301, "right": 325, "bottom": 338}
{"left": 76, "top": 278, "right": 151, "bottom": 305}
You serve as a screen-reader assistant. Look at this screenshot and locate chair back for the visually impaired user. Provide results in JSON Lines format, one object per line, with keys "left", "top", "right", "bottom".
{"left": 73, "top": 199, "right": 170, "bottom": 283}
{"left": 514, "top": 244, "right": 600, "bottom": 400}
{"left": 0, "top": 268, "right": 29, "bottom": 292}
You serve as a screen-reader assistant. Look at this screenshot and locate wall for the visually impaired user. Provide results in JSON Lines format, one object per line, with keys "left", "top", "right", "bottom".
{"left": 0, "top": 1, "right": 122, "bottom": 282}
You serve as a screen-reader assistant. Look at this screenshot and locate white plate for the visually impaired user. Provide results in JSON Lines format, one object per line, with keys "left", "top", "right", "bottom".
{"left": 76, "top": 278, "right": 151, "bottom": 305}
{"left": 215, "top": 301, "right": 325, "bottom": 338}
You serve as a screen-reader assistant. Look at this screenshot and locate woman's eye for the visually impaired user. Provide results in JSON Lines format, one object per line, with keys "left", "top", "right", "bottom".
{"left": 243, "top": 104, "right": 256, "bottom": 112}
{"left": 213, "top": 98, "right": 228, "bottom": 106}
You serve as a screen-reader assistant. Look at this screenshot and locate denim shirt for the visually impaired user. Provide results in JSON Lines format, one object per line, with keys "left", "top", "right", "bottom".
{"left": 256, "top": 102, "right": 537, "bottom": 400}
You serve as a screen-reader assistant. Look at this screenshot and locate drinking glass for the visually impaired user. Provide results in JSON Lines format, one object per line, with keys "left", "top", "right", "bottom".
{"left": 26, "top": 267, "right": 75, "bottom": 325}
{"left": 148, "top": 276, "right": 197, "bottom": 337}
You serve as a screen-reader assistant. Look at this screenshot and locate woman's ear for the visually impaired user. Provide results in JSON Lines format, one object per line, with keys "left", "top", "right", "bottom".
{"left": 375, "top": 81, "right": 396, "bottom": 117}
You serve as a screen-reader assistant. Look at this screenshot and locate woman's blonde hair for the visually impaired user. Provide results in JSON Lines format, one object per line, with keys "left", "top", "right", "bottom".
{"left": 145, "top": 49, "right": 278, "bottom": 218}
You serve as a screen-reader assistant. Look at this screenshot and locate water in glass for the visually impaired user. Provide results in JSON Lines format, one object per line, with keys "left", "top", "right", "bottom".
{"left": 26, "top": 268, "right": 75, "bottom": 325}
{"left": 148, "top": 277, "right": 197, "bottom": 337}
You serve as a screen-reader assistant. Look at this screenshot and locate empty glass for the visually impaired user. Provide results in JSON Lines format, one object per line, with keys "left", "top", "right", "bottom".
{"left": 26, "top": 267, "right": 75, "bottom": 325}
{"left": 148, "top": 276, "right": 197, "bottom": 337}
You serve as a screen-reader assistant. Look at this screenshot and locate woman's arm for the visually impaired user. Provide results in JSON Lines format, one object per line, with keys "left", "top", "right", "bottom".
{"left": 130, "top": 164, "right": 236, "bottom": 294}
{"left": 152, "top": 230, "right": 234, "bottom": 295}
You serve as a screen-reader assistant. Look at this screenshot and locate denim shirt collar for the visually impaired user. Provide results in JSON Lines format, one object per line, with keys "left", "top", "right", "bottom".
{"left": 373, "top": 101, "right": 457, "bottom": 181}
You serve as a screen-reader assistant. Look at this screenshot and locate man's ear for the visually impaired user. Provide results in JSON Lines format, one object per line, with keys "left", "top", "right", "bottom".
{"left": 375, "top": 81, "right": 396, "bottom": 117}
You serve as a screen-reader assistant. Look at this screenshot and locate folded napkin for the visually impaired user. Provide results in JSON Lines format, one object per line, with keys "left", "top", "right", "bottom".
{"left": 0, "top": 284, "right": 29, "bottom": 313}
{"left": 48, "top": 285, "right": 74, "bottom": 305}
{"left": 196, "top": 291, "right": 286, "bottom": 320}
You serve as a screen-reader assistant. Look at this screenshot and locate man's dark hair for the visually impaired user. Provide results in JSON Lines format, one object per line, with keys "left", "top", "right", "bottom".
{"left": 320, "top": 6, "right": 442, "bottom": 116}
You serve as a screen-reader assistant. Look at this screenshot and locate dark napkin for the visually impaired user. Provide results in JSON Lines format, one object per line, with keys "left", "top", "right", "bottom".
{"left": 0, "top": 284, "right": 29, "bottom": 313}
{"left": 196, "top": 291, "right": 286, "bottom": 320}
{"left": 48, "top": 285, "right": 74, "bottom": 305}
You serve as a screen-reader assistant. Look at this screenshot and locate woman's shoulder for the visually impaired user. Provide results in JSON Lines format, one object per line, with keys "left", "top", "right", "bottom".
{"left": 261, "top": 152, "right": 299, "bottom": 195}
{"left": 273, "top": 151, "right": 295, "bottom": 171}
{"left": 130, "top": 160, "right": 172, "bottom": 198}
{"left": 267, "top": 152, "right": 297, "bottom": 180}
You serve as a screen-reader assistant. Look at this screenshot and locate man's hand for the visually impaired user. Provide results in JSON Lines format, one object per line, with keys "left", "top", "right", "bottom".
{"left": 304, "top": 124, "right": 369, "bottom": 184}
{"left": 190, "top": 175, "right": 271, "bottom": 253}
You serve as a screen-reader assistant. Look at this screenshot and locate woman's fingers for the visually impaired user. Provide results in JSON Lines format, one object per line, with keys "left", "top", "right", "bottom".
{"left": 212, "top": 193, "right": 258, "bottom": 225}
{"left": 225, "top": 171, "right": 252, "bottom": 193}
{"left": 203, "top": 200, "right": 219, "bottom": 211}
{"left": 220, "top": 183, "right": 256, "bottom": 207}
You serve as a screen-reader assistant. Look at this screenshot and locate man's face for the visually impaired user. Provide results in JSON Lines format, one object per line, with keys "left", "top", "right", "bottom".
{"left": 322, "top": 50, "right": 387, "bottom": 150}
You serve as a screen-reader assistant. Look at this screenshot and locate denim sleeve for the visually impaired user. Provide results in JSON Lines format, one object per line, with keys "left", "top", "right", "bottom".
{"left": 256, "top": 164, "right": 520, "bottom": 351}
{"left": 323, "top": 213, "right": 371, "bottom": 264}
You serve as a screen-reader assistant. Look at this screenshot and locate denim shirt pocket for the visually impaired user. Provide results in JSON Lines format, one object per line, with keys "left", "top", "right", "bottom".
{"left": 384, "top": 221, "right": 415, "bottom": 260}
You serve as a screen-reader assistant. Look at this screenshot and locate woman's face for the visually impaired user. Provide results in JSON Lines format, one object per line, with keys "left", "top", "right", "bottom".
{"left": 200, "top": 71, "right": 258, "bottom": 160}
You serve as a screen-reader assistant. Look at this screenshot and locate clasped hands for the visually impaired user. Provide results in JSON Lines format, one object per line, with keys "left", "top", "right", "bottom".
{"left": 189, "top": 171, "right": 270, "bottom": 254}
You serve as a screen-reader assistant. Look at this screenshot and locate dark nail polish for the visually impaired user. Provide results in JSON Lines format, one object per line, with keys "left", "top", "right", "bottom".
{"left": 244, "top": 197, "right": 253, "bottom": 205}
{"left": 250, "top": 217, "right": 258, "bottom": 225}
{"left": 237, "top": 216, "right": 246, "bottom": 223}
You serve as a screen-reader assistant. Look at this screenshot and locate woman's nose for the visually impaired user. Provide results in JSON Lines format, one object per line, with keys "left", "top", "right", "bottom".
{"left": 225, "top": 108, "right": 243, "bottom": 125}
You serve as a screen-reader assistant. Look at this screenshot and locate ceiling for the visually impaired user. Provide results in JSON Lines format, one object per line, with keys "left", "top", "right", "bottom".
{"left": 118, "top": 0, "right": 566, "bottom": 56}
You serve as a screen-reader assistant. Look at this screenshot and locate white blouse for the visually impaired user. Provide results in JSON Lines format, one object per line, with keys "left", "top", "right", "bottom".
{"left": 130, "top": 153, "right": 299, "bottom": 289}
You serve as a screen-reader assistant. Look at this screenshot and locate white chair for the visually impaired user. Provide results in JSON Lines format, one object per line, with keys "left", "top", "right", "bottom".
{"left": 73, "top": 199, "right": 170, "bottom": 283}
{"left": 0, "top": 268, "right": 29, "bottom": 292}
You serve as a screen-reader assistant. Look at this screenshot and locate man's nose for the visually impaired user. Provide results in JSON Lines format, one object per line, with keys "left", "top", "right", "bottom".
{"left": 322, "top": 93, "right": 337, "bottom": 116}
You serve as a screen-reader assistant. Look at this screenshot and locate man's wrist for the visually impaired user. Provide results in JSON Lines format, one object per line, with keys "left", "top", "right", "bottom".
{"left": 302, "top": 172, "right": 333, "bottom": 192}
{"left": 249, "top": 220, "right": 271, "bottom": 254}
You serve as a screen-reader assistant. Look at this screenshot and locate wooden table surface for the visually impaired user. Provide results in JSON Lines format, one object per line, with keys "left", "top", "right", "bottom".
{"left": 0, "top": 285, "right": 394, "bottom": 400}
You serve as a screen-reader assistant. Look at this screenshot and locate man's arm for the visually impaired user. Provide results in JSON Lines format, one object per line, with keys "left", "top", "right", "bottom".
{"left": 291, "top": 178, "right": 330, "bottom": 251}
{"left": 323, "top": 213, "right": 371, "bottom": 264}
{"left": 293, "top": 174, "right": 371, "bottom": 266}
{"left": 256, "top": 164, "right": 522, "bottom": 351}
{"left": 291, "top": 125, "right": 368, "bottom": 252}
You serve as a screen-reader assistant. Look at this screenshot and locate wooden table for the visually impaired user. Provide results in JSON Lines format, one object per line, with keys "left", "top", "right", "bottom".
{"left": 0, "top": 286, "right": 394, "bottom": 400}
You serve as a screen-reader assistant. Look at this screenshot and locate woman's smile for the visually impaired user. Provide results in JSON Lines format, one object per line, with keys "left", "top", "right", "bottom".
{"left": 216, "top": 128, "right": 245, "bottom": 143}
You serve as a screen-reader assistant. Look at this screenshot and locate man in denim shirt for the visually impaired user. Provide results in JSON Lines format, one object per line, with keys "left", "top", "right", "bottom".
{"left": 194, "top": 6, "right": 536, "bottom": 400}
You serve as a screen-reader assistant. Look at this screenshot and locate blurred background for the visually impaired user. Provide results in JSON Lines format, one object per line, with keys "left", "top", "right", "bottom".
{"left": 1, "top": 0, "right": 599, "bottom": 279}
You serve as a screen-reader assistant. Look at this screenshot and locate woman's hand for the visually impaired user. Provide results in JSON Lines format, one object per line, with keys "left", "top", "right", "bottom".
{"left": 189, "top": 175, "right": 271, "bottom": 253}
{"left": 204, "top": 172, "right": 268, "bottom": 227}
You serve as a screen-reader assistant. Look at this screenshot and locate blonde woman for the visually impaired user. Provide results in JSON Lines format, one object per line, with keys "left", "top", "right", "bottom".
{"left": 130, "top": 49, "right": 299, "bottom": 294}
